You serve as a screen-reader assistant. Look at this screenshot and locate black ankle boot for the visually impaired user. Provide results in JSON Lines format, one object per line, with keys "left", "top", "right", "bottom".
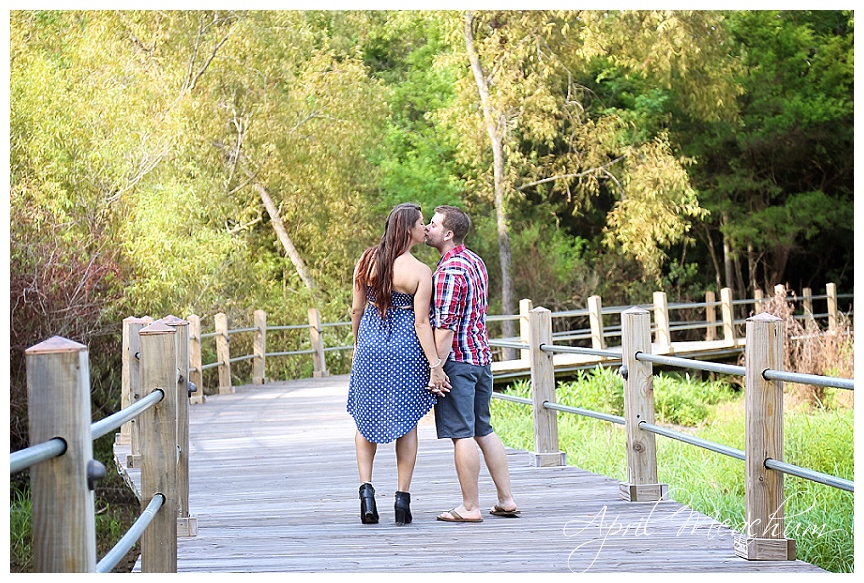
{"left": 394, "top": 491, "right": 412, "bottom": 525}
{"left": 359, "top": 483, "right": 379, "bottom": 524}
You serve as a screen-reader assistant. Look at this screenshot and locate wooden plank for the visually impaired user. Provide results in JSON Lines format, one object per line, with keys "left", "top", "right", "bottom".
{"left": 116, "top": 375, "right": 825, "bottom": 573}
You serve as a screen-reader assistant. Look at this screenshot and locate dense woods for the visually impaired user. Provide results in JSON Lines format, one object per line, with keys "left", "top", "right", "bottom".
{"left": 8, "top": 10, "right": 854, "bottom": 453}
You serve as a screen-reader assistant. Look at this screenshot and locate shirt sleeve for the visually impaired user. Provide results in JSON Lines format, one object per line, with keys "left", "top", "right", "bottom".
{"left": 431, "top": 268, "right": 465, "bottom": 330}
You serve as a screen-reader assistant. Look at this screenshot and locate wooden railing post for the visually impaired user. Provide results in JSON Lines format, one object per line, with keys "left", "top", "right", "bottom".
{"left": 119, "top": 317, "right": 152, "bottom": 470}
{"left": 826, "top": 282, "right": 837, "bottom": 333}
{"left": 519, "top": 298, "right": 533, "bottom": 363}
{"left": 253, "top": 309, "right": 267, "bottom": 384}
{"left": 215, "top": 312, "right": 233, "bottom": 394}
{"left": 138, "top": 321, "right": 179, "bottom": 572}
{"left": 529, "top": 307, "right": 566, "bottom": 467}
{"left": 308, "top": 308, "right": 328, "bottom": 378}
{"left": 187, "top": 314, "right": 205, "bottom": 404}
{"left": 773, "top": 283, "right": 786, "bottom": 305}
{"left": 620, "top": 307, "right": 667, "bottom": 502}
{"left": 734, "top": 312, "right": 796, "bottom": 561}
{"left": 753, "top": 289, "right": 764, "bottom": 314}
{"left": 161, "top": 315, "right": 197, "bottom": 538}
{"left": 802, "top": 287, "right": 813, "bottom": 317}
{"left": 26, "top": 337, "right": 98, "bottom": 572}
{"left": 721, "top": 287, "right": 735, "bottom": 346}
{"left": 588, "top": 295, "right": 606, "bottom": 350}
{"left": 653, "top": 291, "right": 671, "bottom": 353}
{"left": 705, "top": 291, "right": 717, "bottom": 341}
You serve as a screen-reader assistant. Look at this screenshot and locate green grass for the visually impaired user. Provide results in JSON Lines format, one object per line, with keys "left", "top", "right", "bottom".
{"left": 491, "top": 368, "right": 854, "bottom": 573}
{"left": 10, "top": 434, "right": 141, "bottom": 573}
{"left": 9, "top": 488, "right": 33, "bottom": 573}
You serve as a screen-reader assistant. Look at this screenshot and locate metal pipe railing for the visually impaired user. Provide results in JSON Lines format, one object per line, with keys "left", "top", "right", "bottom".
{"left": 636, "top": 352, "right": 746, "bottom": 376}
{"left": 95, "top": 494, "right": 165, "bottom": 573}
{"left": 764, "top": 458, "right": 854, "bottom": 493}
{"left": 763, "top": 369, "right": 854, "bottom": 391}
{"left": 10, "top": 438, "right": 67, "bottom": 474}
{"left": 91, "top": 389, "right": 164, "bottom": 441}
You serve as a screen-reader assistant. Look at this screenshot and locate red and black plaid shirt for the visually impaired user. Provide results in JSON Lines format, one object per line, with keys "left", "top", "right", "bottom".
{"left": 430, "top": 244, "right": 491, "bottom": 366}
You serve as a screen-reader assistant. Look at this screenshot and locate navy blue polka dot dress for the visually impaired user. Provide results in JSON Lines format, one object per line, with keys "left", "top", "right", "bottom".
{"left": 347, "top": 289, "right": 436, "bottom": 444}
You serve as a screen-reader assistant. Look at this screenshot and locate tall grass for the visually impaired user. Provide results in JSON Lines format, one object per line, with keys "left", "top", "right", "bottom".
{"left": 9, "top": 488, "right": 33, "bottom": 572}
{"left": 491, "top": 368, "right": 854, "bottom": 573}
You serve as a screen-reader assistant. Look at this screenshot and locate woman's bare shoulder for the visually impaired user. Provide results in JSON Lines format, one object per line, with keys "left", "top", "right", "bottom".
{"left": 411, "top": 254, "right": 432, "bottom": 272}
{"left": 395, "top": 252, "right": 430, "bottom": 270}
{"left": 392, "top": 253, "right": 432, "bottom": 293}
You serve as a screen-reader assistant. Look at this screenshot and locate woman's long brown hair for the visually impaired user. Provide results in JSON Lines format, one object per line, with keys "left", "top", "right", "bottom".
{"left": 354, "top": 203, "right": 421, "bottom": 318}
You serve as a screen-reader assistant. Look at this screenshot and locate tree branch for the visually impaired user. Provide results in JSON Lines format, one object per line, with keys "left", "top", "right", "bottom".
{"left": 185, "top": 12, "right": 240, "bottom": 93}
{"left": 254, "top": 183, "right": 317, "bottom": 292}
{"left": 516, "top": 155, "right": 627, "bottom": 191}
{"left": 105, "top": 149, "right": 169, "bottom": 203}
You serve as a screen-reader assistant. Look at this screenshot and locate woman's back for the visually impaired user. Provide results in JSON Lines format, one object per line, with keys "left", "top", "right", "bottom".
{"left": 390, "top": 252, "right": 431, "bottom": 296}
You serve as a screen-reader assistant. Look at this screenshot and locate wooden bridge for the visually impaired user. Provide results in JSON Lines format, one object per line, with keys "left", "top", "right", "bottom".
{"left": 17, "top": 283, "right": 849, "bottom": 572}
{"left": 115, "top": 374, "right": 825, "bottom": 573}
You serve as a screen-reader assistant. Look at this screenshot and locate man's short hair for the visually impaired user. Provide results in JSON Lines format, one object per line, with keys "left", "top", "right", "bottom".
{"left": 435, "top": 205, "right": 471, "bottom": 244}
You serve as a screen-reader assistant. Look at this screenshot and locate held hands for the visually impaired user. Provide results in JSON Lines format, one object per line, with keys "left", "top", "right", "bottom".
{"left": 427, "top": 363, "right": 451, "bottom": 397}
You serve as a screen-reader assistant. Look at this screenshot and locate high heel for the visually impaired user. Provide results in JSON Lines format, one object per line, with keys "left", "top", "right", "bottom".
{"left": 359, "top": 483, "right": 379, "bottom": 524}
{"left": 394, "top": 491, "right": 412, "bottom": 525}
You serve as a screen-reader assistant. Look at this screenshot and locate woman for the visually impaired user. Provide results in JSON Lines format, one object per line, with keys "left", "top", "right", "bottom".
{"left": 347, "top": 203, "right": 448, "bottom": 525}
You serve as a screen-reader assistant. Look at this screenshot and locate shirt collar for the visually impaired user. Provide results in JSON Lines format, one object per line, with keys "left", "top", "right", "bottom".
{"left": 438, "top": 244, "right": 466, "bottom": 266}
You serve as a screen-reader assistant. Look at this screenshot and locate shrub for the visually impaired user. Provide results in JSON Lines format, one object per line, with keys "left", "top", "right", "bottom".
{"left": 653, "top": 372, "right": 737, "bottom": 426}
{"left": 759, "top": 287, "right": 854, "bottom": 409}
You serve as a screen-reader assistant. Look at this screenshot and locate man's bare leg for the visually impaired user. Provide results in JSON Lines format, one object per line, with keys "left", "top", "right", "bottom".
{"left": 438, "top": 437, "right": 483, "bottom": 520}
{"left": 476, "top": 432, "right": 518, "bottom": 512}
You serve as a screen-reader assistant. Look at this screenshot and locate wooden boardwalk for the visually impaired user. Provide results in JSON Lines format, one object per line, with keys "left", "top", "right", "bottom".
{"left": 116, "top": 374, "right": 825, "bottom": 573}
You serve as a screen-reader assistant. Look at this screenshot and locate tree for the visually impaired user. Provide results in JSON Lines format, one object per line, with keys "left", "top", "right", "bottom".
{"left": 463, "top": 10, "right": 515, "bottom": 339}
{"left": 196, "top": 12, "right": 390, "bottom": 299}
{"left": 104, "top": 11, "right": 391, "bottom": 305}
{"left": 680, "top": 10, "right": 854, "bottom": 294}
{"left": 434, "top": 9, "right": 739, "bottom": 324}
{"left": 360, "top": 11, "right": 466, "bottom": 223}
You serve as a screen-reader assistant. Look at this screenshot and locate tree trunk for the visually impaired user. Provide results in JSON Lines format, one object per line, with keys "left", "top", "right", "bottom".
{"left": 766, "top": 246, "right": 791, "bottom": 290}
{"left": 703, "top": 225, "right": 722, "bottom": 292}
{"left": 721, "top": 216, "right": 734, "bottom": 291}
{"left": 734, "top": 252, "right": 745, "bottom": 302}
{"left": 747, "top": 243, "right": 758, "bottom": 297}
{"left": 464, "top": 10, "right": 516, "bottom": 355}
{"left": 255, "top": 183, "right": 317, "bottom": 292}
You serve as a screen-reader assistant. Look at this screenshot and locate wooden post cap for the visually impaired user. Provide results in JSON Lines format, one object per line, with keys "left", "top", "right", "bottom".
{"left": 25, "top": 336, "right": 87, "bottom": 354}
{"left": 140, "top": 321, "right": 177, "bottom": 335}
{"left": 747, "top": 312, "right": 782, "bottom": 323}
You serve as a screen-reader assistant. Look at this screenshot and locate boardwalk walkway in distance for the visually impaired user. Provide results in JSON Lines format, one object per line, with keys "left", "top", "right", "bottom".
{"left": 119, "top": 375, "right": 825, "bottom": 573}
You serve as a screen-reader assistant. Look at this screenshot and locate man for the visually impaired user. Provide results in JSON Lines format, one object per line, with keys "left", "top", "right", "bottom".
{"left": 424, "top": 205, "right": 520, "bottom": 522}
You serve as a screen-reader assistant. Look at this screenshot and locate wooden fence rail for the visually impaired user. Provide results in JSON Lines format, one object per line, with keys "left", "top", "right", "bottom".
{"left": 187, "top": 284, "right": 848, "bottom": 395}
{"left": 516, "top": 303, "right": 853, "bottom": 561}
